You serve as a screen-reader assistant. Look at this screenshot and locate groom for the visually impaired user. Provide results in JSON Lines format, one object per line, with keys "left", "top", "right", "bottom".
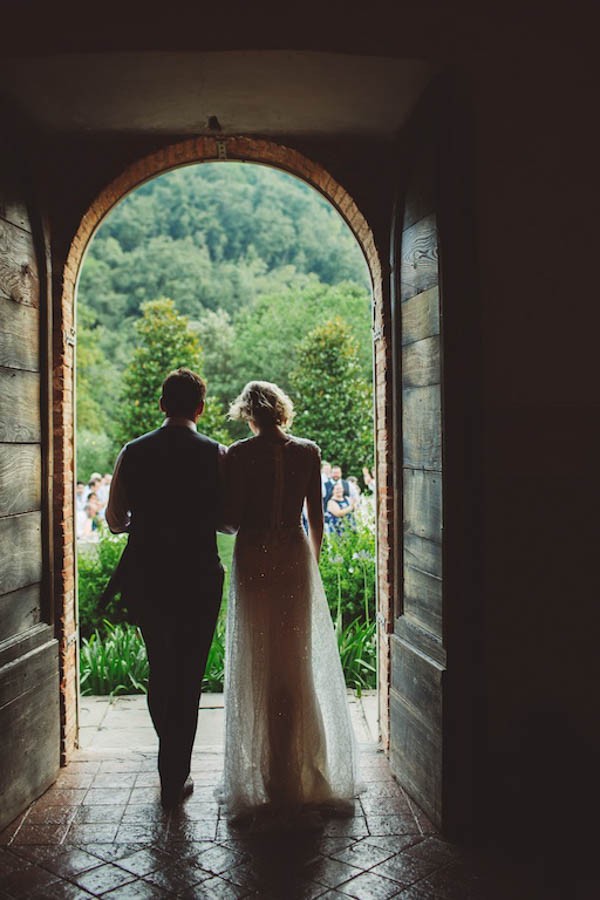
{"left": 105, "top": 367, "right": 226, "bottom": 808}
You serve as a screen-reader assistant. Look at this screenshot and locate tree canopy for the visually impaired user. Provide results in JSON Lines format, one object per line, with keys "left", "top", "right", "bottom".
{"left": 291, "top": 318, "right": 373, "bottom": 474}
{"left": 115, "top": 299, "right": 229, "bottom": 448}
{"left": 79, "top": 163, "right": 369, "bottom": 331}
{"left": 76, "top": 162, "right": 374, "bottom": 474}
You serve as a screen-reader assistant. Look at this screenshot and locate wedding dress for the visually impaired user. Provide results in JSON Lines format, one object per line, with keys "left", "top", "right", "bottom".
{"left": 220, "top": 433, "right": 358, "bottom": 826}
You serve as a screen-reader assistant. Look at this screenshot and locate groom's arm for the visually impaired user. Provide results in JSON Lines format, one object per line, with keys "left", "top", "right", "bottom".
{"left": 106, "top": 448, "right": 131, "bottom": 534}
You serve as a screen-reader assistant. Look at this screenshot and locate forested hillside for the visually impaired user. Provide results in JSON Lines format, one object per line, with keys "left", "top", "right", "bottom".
{"left": 77, "top": 162, "right": 373, "bottom": 476}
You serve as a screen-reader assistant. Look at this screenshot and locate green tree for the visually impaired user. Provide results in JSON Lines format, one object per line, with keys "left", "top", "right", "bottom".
{"left": 290, "top": 317, "right": 373, "bottom": 474}
{"left": 231, "top": 281, "right": 372, "bottom": 395}
{"left": 76, "top": 305, "right": 109, "bottom": 431}
{"left": 189, "top": 308, "right": 238, "bottom": 407}
{"left": 77, "top": 163, "right": 370, "bottom": 334}
{"left": 114, "top": 298, "right": 229, "bottom": 447}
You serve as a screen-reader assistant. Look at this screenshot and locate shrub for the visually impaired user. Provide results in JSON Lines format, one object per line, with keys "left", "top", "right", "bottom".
{"left": 79, "top": 612, "right": 229, "bottom": 696}
{"left": 76, "top": 430, "right": 115, "bottom": 482}
{"left": 77, "top": 524, "right": 376, "bottom": 694}
{"left": 202, "top": 607, "right": 227, "bottom": 692}
{"left": 290, "top": 317, "right": 374, "bottom": 474}
{"left": 336, "top": 617, "right": 377, "bottom": 693}
{"left": 80, "top": 621, "right": 149, "bottom": 696}
{"left": 77, "top": 529, "right": 128, "bottom": 638}
{"left": 319, "top": 520, "right": 376, "bottom": 627}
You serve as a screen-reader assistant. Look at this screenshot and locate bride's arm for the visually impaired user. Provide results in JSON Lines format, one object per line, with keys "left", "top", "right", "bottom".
{"left": 306, "top": 447, "right": 324, "bottom": 562}
{"left": 217, "top": 444, "right": 243, "bottom": 534}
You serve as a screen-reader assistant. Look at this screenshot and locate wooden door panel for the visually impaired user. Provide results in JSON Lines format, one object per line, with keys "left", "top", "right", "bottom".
{"left": 0, "top": 444, "right": 42, "bottom": 516}
{"left": 0, "top": 139, "right": 59, "bottom": 830}
{"left": 390, "top": 637, "right": 443, "bottom": 824}
{"left": 0, "top": 584, "right": 41, "bottom": 642}
{"left": 399, "top": 213, "right": 438, "bottom": 301}
{"left": 0, "top": 512, "right": 42, "bottom": 596}
{"left": 390, "top": 78, "right": 479, "bottom": 835}
{"left": 403, "top": 565, "right": 442, "bottom": 636}
{"left": 0, "top": 298, "right": 39, "bottom": 370}
{"left": 402, "top": 335, "right": 440, "bottom": 388}
{"left": 403, "top": 531, "right": 442, "bottom": 579}
{"left": 0, "top": 367, "right": 41, "bottom": 441}
{"left": 401, "top": 287, "right": 440, "bottom": 347}
{"left": 403, "top": 469, "right": 442, "bottom": 542}
{"left": 390, "top": 86, "right": 445, "bottom": 827}
{"left": 0, "top": 218, "right": 40, "bottom": 307}
{"left": 402, "top": 385, "right": 442, "bottom": 470}
{"left": 0, "top": 638, "right": 60, "bottom": 825}
{"left": 0, "top": 196, "right": 30, "bottom": 233}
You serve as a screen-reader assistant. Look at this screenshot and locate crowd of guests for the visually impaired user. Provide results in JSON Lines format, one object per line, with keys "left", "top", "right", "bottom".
{"left": 75, "top": 472, "right": 112, "bottom": 541}
{"left": 76, "top": 461, "right": 375, "bottom": 542}
{"left": 321, "top": 461, "right": 375, "bottom": 535}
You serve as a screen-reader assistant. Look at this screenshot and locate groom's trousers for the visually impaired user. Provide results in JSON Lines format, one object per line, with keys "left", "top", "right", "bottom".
{"left": 139, "top": 569, "right": 224, "bottom": 796}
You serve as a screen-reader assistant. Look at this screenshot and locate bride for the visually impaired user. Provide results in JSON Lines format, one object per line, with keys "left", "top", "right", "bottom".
{"left": 219, "top": 381, "right": 358, "bottom": 826}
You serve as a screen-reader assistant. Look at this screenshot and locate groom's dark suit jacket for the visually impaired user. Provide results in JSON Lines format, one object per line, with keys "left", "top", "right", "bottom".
{"left": 105, "top": 424, "right": 222, "bottom": 622}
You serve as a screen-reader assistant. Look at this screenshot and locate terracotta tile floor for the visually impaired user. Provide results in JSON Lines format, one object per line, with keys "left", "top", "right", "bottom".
{"left": 0, "top": 697, "right": 558, "bottom": 898}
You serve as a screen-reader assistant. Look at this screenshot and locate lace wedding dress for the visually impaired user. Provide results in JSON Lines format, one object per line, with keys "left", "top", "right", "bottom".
{"left": 220, "top": 434, "right": 358, "bottom": 827}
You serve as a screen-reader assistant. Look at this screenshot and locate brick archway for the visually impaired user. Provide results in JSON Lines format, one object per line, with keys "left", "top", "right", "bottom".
{"left": 57, "top": 136, "right": 392, "bottom": 760}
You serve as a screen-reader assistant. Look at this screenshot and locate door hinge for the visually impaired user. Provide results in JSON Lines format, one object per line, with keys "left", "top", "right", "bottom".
{"left": 64, "top": 327, "right": 76, "bottom": 347}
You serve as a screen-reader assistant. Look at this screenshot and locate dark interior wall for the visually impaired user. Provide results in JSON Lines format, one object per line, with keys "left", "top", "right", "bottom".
{"left": 7, "top": 8, "right": 595, "bottom": 841}
{"left": 464, "top": 51, "right": 599, "bottom": 836}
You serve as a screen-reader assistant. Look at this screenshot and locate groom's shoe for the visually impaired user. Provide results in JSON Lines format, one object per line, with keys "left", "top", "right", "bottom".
{"left": 161, "top": 776, "right": 194, "bottom": 809}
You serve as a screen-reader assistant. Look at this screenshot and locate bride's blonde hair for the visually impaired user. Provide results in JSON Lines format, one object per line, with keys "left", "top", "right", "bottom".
{"left": 229, "top": 381, "right": 294, "bottom": 429}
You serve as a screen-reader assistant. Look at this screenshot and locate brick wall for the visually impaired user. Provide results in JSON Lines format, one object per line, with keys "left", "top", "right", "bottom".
{"left": 53, "top": 262, "right": 77, "bottom": 763}
{"left": 57, "top": 136, "right": 392, "bottom": 757}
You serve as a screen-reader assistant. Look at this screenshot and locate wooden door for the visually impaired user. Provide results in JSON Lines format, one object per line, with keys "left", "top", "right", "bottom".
{"left": 389, "top": 78, "right": 480, "bottom": 835}
{"left": 0, "top": 133, "right": 60, "bottom": 830}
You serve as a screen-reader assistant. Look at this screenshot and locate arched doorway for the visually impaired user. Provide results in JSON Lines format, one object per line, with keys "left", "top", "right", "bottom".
{"left": 56, "top": 137, "right": 392, "bottom": 767}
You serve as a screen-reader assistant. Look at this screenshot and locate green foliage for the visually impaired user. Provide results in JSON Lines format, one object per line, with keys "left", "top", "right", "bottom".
{"left": 77, "top": 530, "right": 128, "bottom": 638}
{"left": 80, "top": 621, "right": 149, "bottom": 696}
{"left": 202, "top": 609, "right": 226, "bottom": 693}
{"left": 78, "top": 164, "right": 369, "bottom": 333}
{"left": 291, "top": 318, "right": 374, "bottom": 474}
{"left": 319, "top": 520, "right": 376, "bottom": 628}
{"left": 114, "top": 298, "right": 230, "bottom": 447}
{"left": 336, "top": 618, "right": 377, "bottom": 694}
{"left": 228, "top": 281, "right": 372, "bottom": 403}
{"left": 77, "top": 526, "right": 376, "bottom": 694}
{"left": 76, "top": 430, "right": 115, "bottom": 483}
{"left": 217, "top": 533, "right": 235, "bottom": 600}
{"left": 76, "top": 306, "right": 110, "bottom": 431}
{"left": 79, "top": 616, "right": 229, "bottom": 697}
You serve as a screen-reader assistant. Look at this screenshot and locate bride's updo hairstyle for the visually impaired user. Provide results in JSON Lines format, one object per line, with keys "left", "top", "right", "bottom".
{"left": 229, "top": 380, "right": 294, "bottom": 430}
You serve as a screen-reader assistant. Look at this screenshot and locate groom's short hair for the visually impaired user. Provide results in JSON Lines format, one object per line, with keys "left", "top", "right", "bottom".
{"left": 161, "top": 368, "right": 206, "bottom": 418}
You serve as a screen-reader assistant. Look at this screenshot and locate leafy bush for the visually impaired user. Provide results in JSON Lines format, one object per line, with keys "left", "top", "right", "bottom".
{"left": 80, "top": 621, "right": 149, "bottom": 696}
{"left": 79, "top": 612, "right": 228, "bottom": 696}
{"left": 202, "top": 608, "right": 227, "bottom": 692}
{"left": 77, "top": 525, "right": 376, "bottom": 694}
{"left": 336, "top": 617, "right": 377, "bottom": 693}
{"left": 76, "top": 430, "right": 115, "bottom": 482}
{"left": 290, "top": 318, "right": 374, "bottom": 474}
{"left": 77, "top": 529, "right": 128, "bottom": 638}
{"left": 319, "top": 520, "right": 376, "bottom": 627}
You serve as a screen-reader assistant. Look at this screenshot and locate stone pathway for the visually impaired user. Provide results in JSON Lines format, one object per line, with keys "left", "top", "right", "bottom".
{"left": 0, "top": 694, "right": 551, "bottom": 898}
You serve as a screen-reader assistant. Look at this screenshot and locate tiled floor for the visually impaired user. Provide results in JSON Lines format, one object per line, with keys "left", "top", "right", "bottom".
{"left": 0, "top": 696, "right": 556, "bottom": 898}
